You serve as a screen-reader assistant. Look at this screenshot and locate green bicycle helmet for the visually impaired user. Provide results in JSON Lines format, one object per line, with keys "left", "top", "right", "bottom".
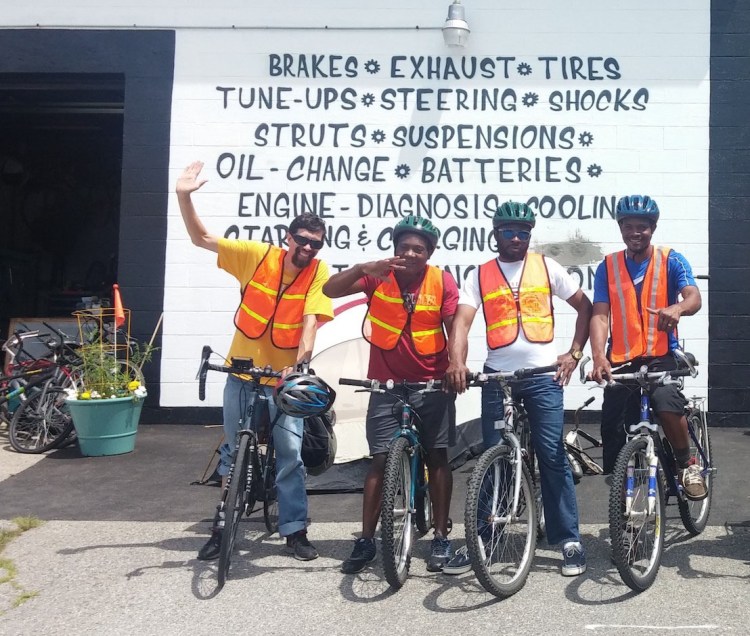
{"left": 492, "top": 201, "right": 536, "bottom": 228}
{"left": 392, "top": 216, "right": 440, "bottom": 251}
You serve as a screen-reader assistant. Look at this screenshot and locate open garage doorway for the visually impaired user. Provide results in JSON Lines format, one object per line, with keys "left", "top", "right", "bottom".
{"left": 0, "top": 73, "right": 124, "bottom": 340}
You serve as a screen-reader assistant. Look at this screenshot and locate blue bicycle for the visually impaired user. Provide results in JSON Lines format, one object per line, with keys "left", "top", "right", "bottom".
{"left": 581, "top": 350, "right": 714, "bottom": 592}
{"left": 338, "top": 377, "right": 442, "bottom": 589}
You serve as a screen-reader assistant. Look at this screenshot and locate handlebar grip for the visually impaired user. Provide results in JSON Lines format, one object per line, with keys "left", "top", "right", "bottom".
{"left": 583, "top": 396, "right": 595, "bottom": 407}
{"left": 198, "top": 345, "right": 212, "bottom": 401}
{"left": 515, "top": 364, "right": 558, "bottom": 378}
{"left": 338, "top": 378, "right": 371, "bottom": 388}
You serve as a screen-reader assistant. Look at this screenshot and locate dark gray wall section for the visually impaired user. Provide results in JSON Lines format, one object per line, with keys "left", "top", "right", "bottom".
{"left": 0, "top": 30, "right": 174, "bottom": 418}
{"left": 710, "top": 4, "right": 750, "bottom": 426}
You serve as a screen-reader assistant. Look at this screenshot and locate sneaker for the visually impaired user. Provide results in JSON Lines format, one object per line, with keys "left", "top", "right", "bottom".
{"left": 286, "top": 530, "right": 319, "bottom": 561}
{"left": 341, "top": 538, "right": 377, "bottom": 574}
{"left": 442, "top": 545, "right": 471, "bottom": 575}
{"left": 680, "top": 464, "right": 708, "bottom": 501}
{"left": 561, "top": 541, "right": 587, "bottom": 576}
{"left": 197, "top": 530, "right": 222, "bottom": 561}
{"left": 426, "top": 534, "right": 452, "bottom": 572}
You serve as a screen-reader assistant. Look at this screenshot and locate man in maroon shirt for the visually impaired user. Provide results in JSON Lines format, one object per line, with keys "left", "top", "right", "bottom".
{"left": 324, "top": 216, "right": 459, "bottom": 574}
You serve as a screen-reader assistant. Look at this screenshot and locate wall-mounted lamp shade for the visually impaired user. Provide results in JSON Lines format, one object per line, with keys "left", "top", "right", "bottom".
{"left": 443, "top": 1, "right": 470, "bottom": 47}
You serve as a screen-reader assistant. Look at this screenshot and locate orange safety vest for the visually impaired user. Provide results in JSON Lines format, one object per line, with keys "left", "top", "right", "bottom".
{"left": 606, "top": 246, "right": 671, "bottom": 364}
{"left": 363, "top": 266, "right": 446, "bottom": 356}
{"left": 234, "top": 245, "right": 319, "bottom": 350}
{"left": 479, "top": 253, "right": 554, "bottom": 349}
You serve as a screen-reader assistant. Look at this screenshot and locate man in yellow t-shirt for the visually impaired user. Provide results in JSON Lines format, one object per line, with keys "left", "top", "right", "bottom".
{"left": 176, "top": 161, "right": 333, "bottom": 562}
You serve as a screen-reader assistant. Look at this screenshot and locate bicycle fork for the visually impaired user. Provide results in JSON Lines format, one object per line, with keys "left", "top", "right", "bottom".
{"left": 624, "top": 434, "right": 658, "bottom": 519}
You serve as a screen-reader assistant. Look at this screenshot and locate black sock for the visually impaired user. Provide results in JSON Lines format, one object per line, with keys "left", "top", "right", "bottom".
{"left": 674, "top": 448, "right": 691, "bottom": 469}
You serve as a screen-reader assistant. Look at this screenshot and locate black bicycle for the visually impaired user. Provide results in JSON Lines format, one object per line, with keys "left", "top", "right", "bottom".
{"left": 197, "top": 346, "right": 281, "bottom": 588}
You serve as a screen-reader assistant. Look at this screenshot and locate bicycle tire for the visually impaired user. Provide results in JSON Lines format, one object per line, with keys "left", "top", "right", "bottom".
{"left": 566, "top": 449, "right": 583, "bottom": 483}
{"left": 381, "top": 436, "right": 414, "bottom": 590}
{"left": 609, "top": 437, "right": 665, "bottom": 593}
{"left": 414, "top": 456, "right": 432, "bottom": 536}
{"left": 465, "top": 444, "right": 537, "bottom": 598}
{"left": 218, "top": 434, "right": 251, "bottom": 588}
{"left": 678, "top": 409, "right": 712, "bottom": 535}
{"left": 262, "top": 447, "right": 279, "bottom": 534}
{"left": 9, "top": 386, "right": 74, "bottom": 454}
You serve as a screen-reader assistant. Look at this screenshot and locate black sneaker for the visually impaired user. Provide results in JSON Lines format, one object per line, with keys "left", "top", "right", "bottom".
{"left": 341, "top": 538, "right": 377, "bottom": 574}
{"left": 442, "top": 545, "right": 471, "bottom": 575}
{"left": 561, "top": 541, "right": 587, "bottom": 576}
{"left": 426, "top": 534, "right": 452, "bottom": 572}
{"left": 286, "top": 530, "right": 319, "bottom": 561}
{"left": 197, "top": 530, "right": 222, "bottom": 561}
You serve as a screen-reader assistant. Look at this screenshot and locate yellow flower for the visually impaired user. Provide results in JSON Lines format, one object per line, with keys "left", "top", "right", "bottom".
{"left": 81, "top": 391, "right": 91, "bottom": 400}
{"left": 128, "top": 380, "right": 141, "bottom": 391}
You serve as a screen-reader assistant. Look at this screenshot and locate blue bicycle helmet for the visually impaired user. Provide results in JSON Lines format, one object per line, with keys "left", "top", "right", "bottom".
{"left": 615, "top": 195, "right": 660, "bottom": 223}
{"left": 273, "top": 373, "right": 336, "bottom": 418}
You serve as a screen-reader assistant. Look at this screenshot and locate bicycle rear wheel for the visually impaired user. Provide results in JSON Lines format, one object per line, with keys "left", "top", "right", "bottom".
{"left": 414, "top": 456, "right": 432, "bottom": 536}
{"left": 465, "top": 444, "right": 537, "bottom": 598}
{"left": 218, "top": 434, "right": 250, "bottom": 588}
{"left": 381, "top": 436, "right": 414, "bottom": 590}
{"left": 262, "top": 447, "right": 279, "bottom": 534}
{"left": 609, "top": 437, "right": 665, "bottom": 592}
{"left": 9, "top": 386, "right": 74, "bottom": 453}
{"left": 678, "top": 408, "right": 712, "bottom": 535}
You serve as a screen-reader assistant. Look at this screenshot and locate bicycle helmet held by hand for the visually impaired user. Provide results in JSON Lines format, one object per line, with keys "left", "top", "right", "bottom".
{"left": 492, "top": 201, "right": 536, "bottom": 228}
{"left": 392, "top": 216, "right": 440, "bottom": 252}
{"left": 273, "top": 373, "right": 336, "bottom": 418}
{"left": 615, "top": 195, "right": 660, "bottom": 223}
{"left": 302, "top": 410, "right": 338, "bottom": 476}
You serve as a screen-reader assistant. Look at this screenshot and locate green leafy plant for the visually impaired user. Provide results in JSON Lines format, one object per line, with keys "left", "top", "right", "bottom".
{"left": 68, "top": 341, "right": 155, "bottom": 400}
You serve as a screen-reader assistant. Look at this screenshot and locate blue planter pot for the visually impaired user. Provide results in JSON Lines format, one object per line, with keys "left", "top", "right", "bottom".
{"left": 65, "top": 395, "right": 146, "bottom": 456}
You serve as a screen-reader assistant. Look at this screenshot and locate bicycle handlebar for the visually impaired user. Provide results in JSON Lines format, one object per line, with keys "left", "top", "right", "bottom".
{"left": 467, "top": 363, "right": 559, "bottom": 385}
{"left": 579, "top": 354, "right": 698, "bottom": 387}
{"left": 338, "top": 377, "right": 443, "bottom": 392}
{"left": 197, "top": 345, "right": 282, "bottom": 402}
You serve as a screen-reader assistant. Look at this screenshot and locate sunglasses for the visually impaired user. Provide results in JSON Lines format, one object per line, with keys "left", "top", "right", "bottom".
{"left": 291, "top": 234, "right": 325, "bottom": 250}
{"left": 497, "top": 229, "right": 531, "bottom": 241}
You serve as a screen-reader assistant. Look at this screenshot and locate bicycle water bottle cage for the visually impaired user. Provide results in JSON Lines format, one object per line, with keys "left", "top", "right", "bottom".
{"left": 231, "top": 357, "right": 254, "bottom": 372}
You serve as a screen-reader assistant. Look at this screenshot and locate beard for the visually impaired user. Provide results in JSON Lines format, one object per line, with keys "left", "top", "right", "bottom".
{"left": 291, "top": 248, "right": 313, "bottom": 268}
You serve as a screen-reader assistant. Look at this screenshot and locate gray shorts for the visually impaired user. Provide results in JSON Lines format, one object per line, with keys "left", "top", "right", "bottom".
{"left": 365, "top": 390, "right": 456, "bottom": 456}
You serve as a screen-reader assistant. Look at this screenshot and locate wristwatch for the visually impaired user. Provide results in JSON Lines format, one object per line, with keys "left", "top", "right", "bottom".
{"left": 569, "top": 348, "right": 584, "bottom": 361}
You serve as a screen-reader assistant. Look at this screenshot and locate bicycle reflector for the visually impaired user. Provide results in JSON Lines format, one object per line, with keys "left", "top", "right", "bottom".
{"left": 273, "top": 373, "right": 336, "bottom": 418}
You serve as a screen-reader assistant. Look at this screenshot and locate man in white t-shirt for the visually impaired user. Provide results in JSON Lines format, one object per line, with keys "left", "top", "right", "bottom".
{"left": 444, "top": 201, "right": 592, "bottom": 577}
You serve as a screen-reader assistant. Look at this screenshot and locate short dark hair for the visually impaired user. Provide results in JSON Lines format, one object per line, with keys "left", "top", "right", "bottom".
{"left": 289, "top": 213, "right": 326, "bottom": 236}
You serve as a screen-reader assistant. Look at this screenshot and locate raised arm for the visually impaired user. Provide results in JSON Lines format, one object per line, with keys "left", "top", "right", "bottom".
{"left": 322, "top": 257, "right": 406, "bottom": 298}
{"left": 175, "top": 161, "right": 220, "bottom": 253}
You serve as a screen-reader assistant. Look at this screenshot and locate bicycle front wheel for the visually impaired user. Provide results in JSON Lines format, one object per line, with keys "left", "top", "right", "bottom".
{"left": 678, "top": 408, "right": 712, "bottom": 535}
{"left": 609, "top": 437, "right": 665, "bottom": 593}
{"left": 465, "top": 445, "right": 537, "bottom": 598}
{"left": 381, "top": 436, "right": 414, "bottom": 590}
{"left": 218, "top": 434, "right": 250, "bottom": 588}
{"left": 9, "top": 386, "right": 74, "bottom": 453}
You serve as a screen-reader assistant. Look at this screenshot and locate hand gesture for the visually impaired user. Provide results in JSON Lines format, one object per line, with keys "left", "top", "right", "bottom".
{"left": 176, "top": 161, "right": 208, "bottom": 196}
{"left": 646, "top": 305, "right": 681, "bottom": 332}
{"left": 361, "top": 256, "right": 407, "bottom": 282}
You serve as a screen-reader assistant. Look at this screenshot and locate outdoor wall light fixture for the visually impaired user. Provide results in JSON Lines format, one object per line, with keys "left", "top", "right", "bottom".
{"left": 442, "top": 0, "right": 470, "bottom": 47}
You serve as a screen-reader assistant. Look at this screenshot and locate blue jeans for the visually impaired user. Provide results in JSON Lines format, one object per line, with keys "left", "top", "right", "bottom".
{"left": 481, "top": 369, "right": 580, "bottom": 547}
{"left": 219, "top": 374, "right": 308, "bottom": 538}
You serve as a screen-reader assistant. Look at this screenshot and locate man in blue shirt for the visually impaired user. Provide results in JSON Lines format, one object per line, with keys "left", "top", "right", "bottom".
{"left": 589, "top": 195, "right": 706, "bottom": 499}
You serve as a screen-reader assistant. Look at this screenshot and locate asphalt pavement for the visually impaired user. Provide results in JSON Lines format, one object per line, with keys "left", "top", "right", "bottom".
{"left": 1, "top": 423, "right": 748, "bottom": 635}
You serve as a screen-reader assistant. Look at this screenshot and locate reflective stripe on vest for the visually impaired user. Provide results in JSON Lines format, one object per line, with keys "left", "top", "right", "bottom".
{"left": 362, "top": 266, "right": 446, "bottom": 356}
{"left": 234, "top": 244, "right": 319, "bottom": 349}
{"left": 606, "top": 247, "right": 671, "bottom": 364}
{"left": 479, "top": 253, "right": 554, "bottom": 349}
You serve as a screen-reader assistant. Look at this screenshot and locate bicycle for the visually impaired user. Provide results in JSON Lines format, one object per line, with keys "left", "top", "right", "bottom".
{"left": 197, "top": 346, "right": 281, "bottom": 588}
{"left": 337, "top": 377, "right": 444, "bottom": 590}
{"left": 580, "top": 350, "right": 713, "bottom": 592}
{"left": 462, "top": 363, "right": 558, "bottom": 598}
